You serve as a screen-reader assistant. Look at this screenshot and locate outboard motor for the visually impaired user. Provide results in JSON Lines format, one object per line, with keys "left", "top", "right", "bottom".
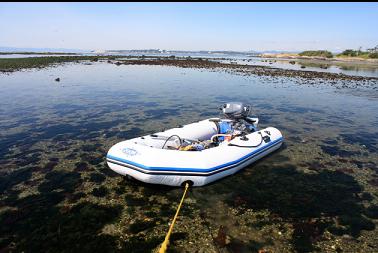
{"left": 216, "top": 102, "right": 259, "bottom": 141}
{"left": 221, "top": 102, "right": 257, "bottom": 125}
{"left": 222, "top": 102, "right": 250, "bottom": 120}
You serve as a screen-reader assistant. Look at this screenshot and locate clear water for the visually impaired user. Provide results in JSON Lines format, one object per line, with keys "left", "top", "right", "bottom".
{"left": 216, "top": 57, "right": 378, "bottom": 78}
{"left": 1, "top": 62, "right": 377, "bottom": 252}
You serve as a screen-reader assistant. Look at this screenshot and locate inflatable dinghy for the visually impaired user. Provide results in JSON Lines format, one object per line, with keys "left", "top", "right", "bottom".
{"left": 107, "top": 102, "right": 283, "bottom": 186}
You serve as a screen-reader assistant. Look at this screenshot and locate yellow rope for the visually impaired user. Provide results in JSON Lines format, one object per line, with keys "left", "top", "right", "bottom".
{"left": 159, "top": 183, "right": 189, "bottom": 253}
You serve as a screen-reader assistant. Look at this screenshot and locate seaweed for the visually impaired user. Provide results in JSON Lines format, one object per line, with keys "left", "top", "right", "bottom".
{"left": 89, "top": 172, "right": 106, "bottom": 183}
{"left": 210, "top": 164, "right": 374, "bottom": 252}
{"left": 0, "top": 167, "right": 32, "bottom": 194}
{"left": 117, "top": 127, "right": 144, "bottom": 139}
{"left": 144, "top": 108, "right": 180, "bottom": 120}
{"left": 340, "top": 132, "right": 378, "bottom": 153}
{"left": 365, "top": 205, "right": 378, "bottom": 219}
{"left": 1, "top": 169, "right": 123, "bottom": 251}
{"left": 128, "top": 219, "right": 157, "bottom": 233}
{"left": 38, "top": 171, "right": 82, "bottom": 193}
{"left": 124, "top": 194, "right": 147, "bottom": 207}
{"left": 122, "top": 235, "right": 164, "bottom": 253}
{"left": 75, "top": 161, "right": 89, "bottom": 171}
{"left": 320, "top": 145, "right": 359, "bottom": 157}
{"left": 92, "top": 186, "right": 108, "bottom": 197}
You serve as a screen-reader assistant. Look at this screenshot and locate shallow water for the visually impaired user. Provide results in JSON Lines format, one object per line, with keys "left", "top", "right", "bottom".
{"left": 1, "top": 62, "right": 377, "bottom": 252}
{"left": 216, "top": 57, "right": 378, "bottom": 78}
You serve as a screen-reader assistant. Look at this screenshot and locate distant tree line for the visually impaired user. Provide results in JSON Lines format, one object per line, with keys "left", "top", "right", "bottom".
{"left": 338, "top": 45, "right": 378, "bottom": 58}
{"left": 298, "top": 45, "right": 378, "bottom": 59}
{"left": 298, "top": 50, "right": 333, "bottom": 58}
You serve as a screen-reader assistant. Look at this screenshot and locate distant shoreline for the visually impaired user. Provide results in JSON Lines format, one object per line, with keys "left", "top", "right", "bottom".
{"left": 258, "top": 53, "right": 378, "bottom": 65}
{"left": 2, "top": 51, "right": 377, "bottom": 66}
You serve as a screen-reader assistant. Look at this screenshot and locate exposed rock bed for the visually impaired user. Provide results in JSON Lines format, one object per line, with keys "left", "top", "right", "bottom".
{"left": 1, "top": 56, "right": 378, "bottom": 91}
{"left": 118, "top": 58, "right": 378, "bottom": 89}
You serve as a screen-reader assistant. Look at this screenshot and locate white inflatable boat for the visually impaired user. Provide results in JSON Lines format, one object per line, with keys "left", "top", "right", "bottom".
{"left": 107, "top": 102, "right": 283, "bottom": 186}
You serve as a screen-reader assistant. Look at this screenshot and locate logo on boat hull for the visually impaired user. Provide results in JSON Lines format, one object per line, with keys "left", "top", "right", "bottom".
{"left": 121, "top": 147, "right": 138, "bottom": 157}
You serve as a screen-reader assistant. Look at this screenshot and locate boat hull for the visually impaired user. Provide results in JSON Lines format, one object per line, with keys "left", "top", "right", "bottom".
{"left": 106, "top": 122, "right": 283, "bottom": 187}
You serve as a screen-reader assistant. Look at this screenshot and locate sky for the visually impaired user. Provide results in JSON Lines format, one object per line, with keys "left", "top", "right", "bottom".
{"left": 0, "top": 2, "right": 377, "bottom": 52}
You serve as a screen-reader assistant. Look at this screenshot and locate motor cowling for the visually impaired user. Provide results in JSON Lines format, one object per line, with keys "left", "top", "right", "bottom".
{"left": 221, "top": 102, "right": 251, "bottom": 120}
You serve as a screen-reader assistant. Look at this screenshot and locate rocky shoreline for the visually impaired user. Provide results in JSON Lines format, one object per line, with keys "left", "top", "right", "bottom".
{"left": 119, "top": 58, "right": 378, "bottom": 80}
{"left": 116, "top": 58, "right": 378, "bottom": 90}
{"left": 1, "top": 56, "right": 378, "bottom": 90}
{"left": 260, "top": 53, "right": 378, "bottom": 64}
